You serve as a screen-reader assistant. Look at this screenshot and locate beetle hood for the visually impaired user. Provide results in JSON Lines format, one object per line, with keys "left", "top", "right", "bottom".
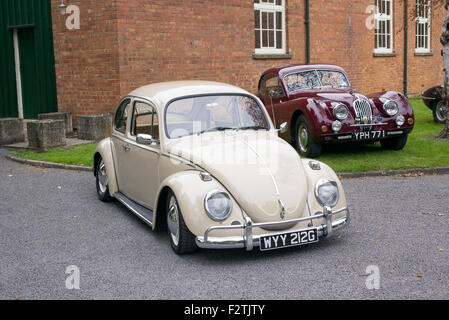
{"left": 165, "top": 131, "right": 309, "bottom": 224}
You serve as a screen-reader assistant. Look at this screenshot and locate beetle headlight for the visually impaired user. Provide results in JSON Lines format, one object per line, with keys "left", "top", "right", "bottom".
{"left": 204, "top": 190, "right": 232, "bottom": 221}
{"left": 383, "top": 100, "right": 399, "bottom": 116}
{"left": 315, "top": 179, "right": 339, "bottom": 208}
{"left": 333, "top": 104, "right": 349, "bottom": 120}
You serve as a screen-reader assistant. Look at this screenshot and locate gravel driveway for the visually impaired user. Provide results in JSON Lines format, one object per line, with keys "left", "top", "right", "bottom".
{"left": 1, "top": 148, "right": 448, "bottom": 300}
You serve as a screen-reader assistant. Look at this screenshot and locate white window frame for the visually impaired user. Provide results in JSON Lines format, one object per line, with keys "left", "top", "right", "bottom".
{"left": 254, "top": 0, "right": 286, "bottom": 55}
{"left": 374, "top": 0, "right": 394, "bottom": 54}
{"left": 415, "top": 0, "right": 431, "bottom": 53}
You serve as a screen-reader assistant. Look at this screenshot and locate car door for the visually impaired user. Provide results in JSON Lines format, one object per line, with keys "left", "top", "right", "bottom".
{"left": 111, "top": 97, "right": 133, "bottom": 195}
{"left": 259, "top": 73, "right": 286, "bottom": 127}
{"left": 122, "top": 99, "right": 161, "bottom": 209}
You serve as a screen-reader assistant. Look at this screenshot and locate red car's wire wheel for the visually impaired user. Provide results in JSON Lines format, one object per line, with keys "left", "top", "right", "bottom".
{"left": 433, "top": 100, "right": 447, "bottom": 124}
{"left": 298, "top": 123, "right": 309, "bottom": 154}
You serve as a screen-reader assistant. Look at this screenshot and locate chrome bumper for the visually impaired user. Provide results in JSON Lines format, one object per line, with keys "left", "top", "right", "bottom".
{"left": 195, "top": 207, "right": 350, "bottom": 251}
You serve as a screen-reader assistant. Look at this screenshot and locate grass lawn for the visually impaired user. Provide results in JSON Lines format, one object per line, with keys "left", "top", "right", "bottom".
{"left": 12, "top": 143, "right": 97, "bottom": 167}
{"left": 319, "top": 97, "right": 449, "bottom": 172}
{"left": 10, "top": 98, "right": 449, "bottom": 173}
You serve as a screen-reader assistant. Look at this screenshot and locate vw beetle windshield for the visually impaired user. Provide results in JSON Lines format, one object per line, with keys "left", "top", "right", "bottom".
{"left": 284, "top": 70, "right": 351, "bottom": 92}
{"left": 165, "top": 95, "right": 270, "bottom": 139}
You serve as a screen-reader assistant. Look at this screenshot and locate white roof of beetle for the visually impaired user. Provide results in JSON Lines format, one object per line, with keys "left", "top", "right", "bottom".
{"left": 128, "top": 81, "right": 250, "bottom": 110}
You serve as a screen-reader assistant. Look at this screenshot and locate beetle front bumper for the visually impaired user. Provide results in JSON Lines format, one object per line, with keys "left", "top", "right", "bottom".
{"left": 195, "top": 207, "right": 350, "bottom": 251}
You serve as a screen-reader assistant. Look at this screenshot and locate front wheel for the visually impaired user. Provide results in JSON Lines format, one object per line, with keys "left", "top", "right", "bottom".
{"left": 96, "top": 158, "right": 113, "bottom": 202}
{"left": 294, "top": 115, "right": 322, "bottom": 158}
{"left": 380, "top": 135, "right": 408, "bottom": 151}
{"left": 166, "top": 190, "right": 197, "bottom": 255}
{"left": 433, "top": 100, "right": 447, "bottom": 124}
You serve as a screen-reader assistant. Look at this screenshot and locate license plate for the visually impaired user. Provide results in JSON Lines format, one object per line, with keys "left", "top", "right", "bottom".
{"left": 259, "top": 228, "right": 319, "bottom": 251}
{"left": 352, "top": 130, "right": 385, "bottom": 141}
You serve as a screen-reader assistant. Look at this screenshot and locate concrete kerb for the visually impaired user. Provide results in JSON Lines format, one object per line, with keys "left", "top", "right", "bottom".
{"left": 5, "top": 153, "right": 92, "bottom": 172}
{"left": 4, "top": 151, "right": 449, "bottom": 178}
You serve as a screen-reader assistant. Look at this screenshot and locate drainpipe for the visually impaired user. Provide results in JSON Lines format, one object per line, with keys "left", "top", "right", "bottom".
{"left": 305, "top": 0, "right": 310, "bottom": 64}
{"left": 404, "top": 0, "right": 408, "bottom": 97}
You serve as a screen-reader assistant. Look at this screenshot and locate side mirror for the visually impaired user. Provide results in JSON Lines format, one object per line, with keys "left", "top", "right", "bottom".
{"left": 136, "top": 133, "right": 155, "bottom": 145}
{"left": 279, "top": 122, "right": 288, "bottom": 134}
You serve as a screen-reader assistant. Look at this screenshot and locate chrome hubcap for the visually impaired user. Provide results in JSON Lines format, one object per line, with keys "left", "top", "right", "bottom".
{"left": 167, "top": 196, "right": 180, "bottom": 246}
{"left": 97, "top": 160, "right": 108, "bottom": 193}
{"left": 436, "top": 101, "right": 447, "bottom": 122}
{"left": 298, "top": 123, "right": 308, "bottom": 153}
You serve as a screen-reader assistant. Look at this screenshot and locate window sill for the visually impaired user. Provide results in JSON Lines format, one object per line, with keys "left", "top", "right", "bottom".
{"left": 414, "top": 51, "right": 433, "bottom": 56}
{"left": 253, "top": 53, "right": 292, "bottom": 60}
{"left": 373, "top": 52, "right": 398, "bottom": 57}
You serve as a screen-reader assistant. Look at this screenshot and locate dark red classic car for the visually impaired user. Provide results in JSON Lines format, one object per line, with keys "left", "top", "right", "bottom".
{"left": 421, "top": 85, "right": 447, "bottom": 123}
{"left": 258, "top": 64, "right": 415, "bottom": 158}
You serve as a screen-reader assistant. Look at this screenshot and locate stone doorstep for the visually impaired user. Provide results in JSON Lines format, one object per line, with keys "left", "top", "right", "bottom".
{"left": 77, "top": 113, "right": 112, "bottom": 141}
{"left": 27, "top": 120, "right": 66, "bottom": 151}
{"left": 0, "top": 118, "right": 25, "bottom": 145}
{"left": 38, "top": 112, "right": 73, "bottom": 136}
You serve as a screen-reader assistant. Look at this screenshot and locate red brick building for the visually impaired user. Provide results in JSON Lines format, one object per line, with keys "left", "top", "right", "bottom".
{"left": 0, "top": 1, "right": 445, "bottom": 122}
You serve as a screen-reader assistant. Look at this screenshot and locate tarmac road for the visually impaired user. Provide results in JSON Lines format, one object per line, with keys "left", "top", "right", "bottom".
{"left": 1, "top": 148, "right": 448, "bottom": 300}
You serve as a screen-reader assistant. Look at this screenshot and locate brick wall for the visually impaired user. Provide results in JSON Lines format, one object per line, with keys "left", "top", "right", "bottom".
{"left": 309, "top": 0, "right": 444, "bottom": 95}
{"left": 115, "top": 0, "right": 302, "bottom": 97}
{"left": 51, "top": 0, "right": 445, "bottom": 120}
{"left": 51, "top": 0, "right": 120, "bottom": 124}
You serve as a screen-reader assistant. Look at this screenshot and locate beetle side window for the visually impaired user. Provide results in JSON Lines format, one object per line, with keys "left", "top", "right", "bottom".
{"left": 131, "top": 102, "right": 159, "bottom": 141}
{"left": 114, "top": 99, "right": 131, "bottom": 133}
{"left": 260, "top": 74, "right": 284, "bottom": 97}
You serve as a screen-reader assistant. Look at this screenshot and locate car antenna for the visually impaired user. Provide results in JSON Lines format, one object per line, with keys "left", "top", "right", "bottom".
{"left": 269, "top": 90, "right": 277, "bottom": 128}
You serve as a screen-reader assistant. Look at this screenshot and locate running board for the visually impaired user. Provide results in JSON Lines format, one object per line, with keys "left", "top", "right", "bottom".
{"left": 114, "top": 192, "right": 153, "bottom": 227}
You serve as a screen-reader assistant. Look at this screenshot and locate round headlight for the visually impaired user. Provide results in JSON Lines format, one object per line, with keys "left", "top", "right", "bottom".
{"left": 332, "top": 120, "right": 342, "bottom": 132}
{"left": 315, "top": 179, "right": 339, "bottom": 208}
{"left": 333, "top": 104, "right": 349, "bottom": 120}
{"left": 204, "top": 190, "right": 232, "bottom": 221}
{"left": 383, "top": 100, "right": 398, "bottom": 116}
{"left": 396, "top": 115, "right": 405, "bottom": 126}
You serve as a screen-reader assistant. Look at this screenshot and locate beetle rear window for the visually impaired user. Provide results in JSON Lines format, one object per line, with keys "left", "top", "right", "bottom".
{"left": 114, "top": 99, "right": 131, "bottom": 132}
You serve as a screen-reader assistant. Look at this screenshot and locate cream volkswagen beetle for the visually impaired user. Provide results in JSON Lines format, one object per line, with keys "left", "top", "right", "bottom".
{"left": 94, "top": 81, "right": 349, "bottom": 254}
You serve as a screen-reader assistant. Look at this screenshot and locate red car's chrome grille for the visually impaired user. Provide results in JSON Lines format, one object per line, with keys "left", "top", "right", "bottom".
{"left": 353, "top": 99, "right": 373, "bottom": 128}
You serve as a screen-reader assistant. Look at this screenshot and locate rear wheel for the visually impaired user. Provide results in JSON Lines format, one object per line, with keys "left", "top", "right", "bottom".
{"left": 433, "top": 100, "right": 447, "bottom": 124}
{"left": 380, "top": 135, "right": 408, "bottom": 151}
{"left": 96, "top": 158, "right": 113, "bottom": 202}
{"left": 294, "top": 115, "right": 322, "bottom": 158}
{"left": 166, "top": 190, "right": 197, "bottom": 254}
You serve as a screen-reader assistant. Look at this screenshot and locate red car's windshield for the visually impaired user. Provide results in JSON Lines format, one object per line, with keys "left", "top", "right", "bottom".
{"left": 284, "top": 70, "right": 351, "bottom": 93}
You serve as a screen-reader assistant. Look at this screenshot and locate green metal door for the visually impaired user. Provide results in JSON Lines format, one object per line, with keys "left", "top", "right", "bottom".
{"left": 18, "top": 28, "right": 39, "bottom": 119}
{"left": 0, "top": 0, "right": 57, "bottom": 119}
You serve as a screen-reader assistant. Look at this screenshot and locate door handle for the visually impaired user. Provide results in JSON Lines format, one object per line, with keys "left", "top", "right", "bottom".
{"left": 122, "top": 143, "right": 130, "bottom": 152}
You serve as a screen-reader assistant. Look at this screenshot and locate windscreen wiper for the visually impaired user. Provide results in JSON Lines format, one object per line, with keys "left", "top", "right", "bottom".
{"left": 197, "top": 126, "right": 236, "bottom": 135}
{"left": 238, "top": 125, "right": 268, "bottom": 131}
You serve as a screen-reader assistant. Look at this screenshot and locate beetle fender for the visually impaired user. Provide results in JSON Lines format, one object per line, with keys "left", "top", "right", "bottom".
{"left": 153, "top": 171, "right": 245, "bottom": 236}
{"left": 301, "top": 159, "right": 348, "bottom": 221}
